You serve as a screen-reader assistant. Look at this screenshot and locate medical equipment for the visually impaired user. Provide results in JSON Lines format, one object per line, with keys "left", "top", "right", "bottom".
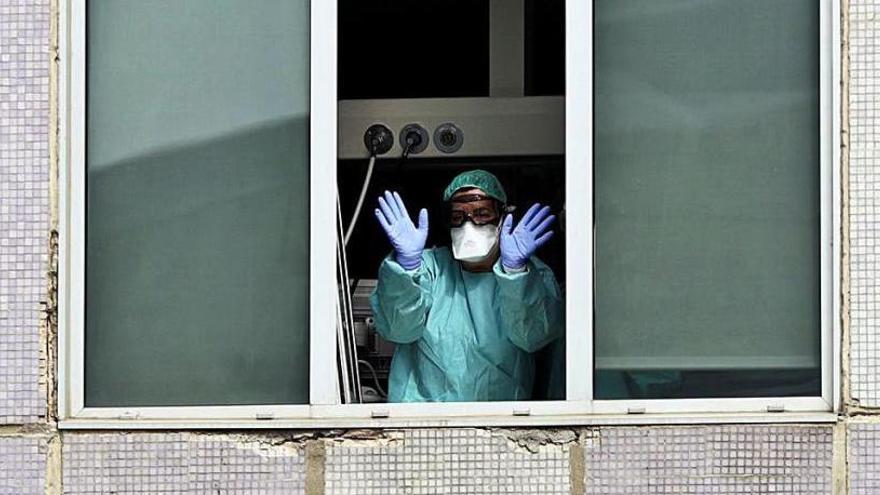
{"left": 337, "top": 128, "right": 428, "bottom": 402}
{"left": 338, "top": 0, "right": 564, "bottom": 160}
{"left": 342, "top": 123, "right": 397, "bottom": 246}
{"left": 399, "top": 124, "right": 429, "bottom": 156}
{"left": 433, "top": 123, "right": 464, "bottom": 154}
{"left": 336, "top": 195, "right": 361, "bottom": 403}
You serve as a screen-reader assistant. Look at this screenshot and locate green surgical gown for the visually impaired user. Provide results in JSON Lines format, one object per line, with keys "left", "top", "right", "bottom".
{"left": 369, "top": 246, "right": 564, "bottom": 402}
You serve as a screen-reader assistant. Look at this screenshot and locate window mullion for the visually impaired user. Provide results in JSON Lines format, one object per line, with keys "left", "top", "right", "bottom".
{"left": 309, "top": 0, "right": 341, "bottom": 407}
{"left": 563, "top": 0, "right": 594, "bottom": 404}
{"left": 64, "top": 0, "right": 88, "bottom": 420}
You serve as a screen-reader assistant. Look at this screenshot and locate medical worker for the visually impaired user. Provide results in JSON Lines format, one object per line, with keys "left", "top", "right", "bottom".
{"left": 370, "top": 169, "right": 564, "bottom": 402}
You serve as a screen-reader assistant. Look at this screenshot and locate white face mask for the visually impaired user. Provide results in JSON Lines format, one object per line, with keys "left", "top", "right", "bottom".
{"left": 450, "top": 222, "right": 499, "bottom": 262}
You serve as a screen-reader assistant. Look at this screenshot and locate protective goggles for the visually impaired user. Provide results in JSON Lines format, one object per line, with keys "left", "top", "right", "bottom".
{"left": 447, "top": 207, "right": 501, "bottom": 228}
{"left": 447, "top": 194, "right": 503, "bottom": 227}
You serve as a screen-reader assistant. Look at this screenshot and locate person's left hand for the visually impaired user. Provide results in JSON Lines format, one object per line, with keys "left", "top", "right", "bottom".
{"left": 500, "top": 203, "right": 556, "bottom": 270}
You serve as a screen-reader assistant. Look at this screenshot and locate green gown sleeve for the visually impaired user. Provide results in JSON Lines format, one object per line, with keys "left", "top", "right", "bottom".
{"left": 369, "top": 251, "right": 435, "bottom": 344}
{"left": 492, "top": 257, "right": 564, "bottom": 353}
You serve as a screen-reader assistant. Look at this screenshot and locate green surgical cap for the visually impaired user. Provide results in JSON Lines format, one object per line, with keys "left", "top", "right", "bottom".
{"left": 443, "top": 169, "right": 508, "bottom": 204}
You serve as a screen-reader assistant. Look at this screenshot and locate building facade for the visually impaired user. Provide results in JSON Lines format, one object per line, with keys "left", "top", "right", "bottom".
{"left": 1, "top": 0, "right": 879, "bottom": 493}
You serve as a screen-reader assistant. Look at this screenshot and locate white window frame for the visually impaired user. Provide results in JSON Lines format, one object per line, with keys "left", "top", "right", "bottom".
{"left": 58, "top": 0, "right": 841, "bottom": 428}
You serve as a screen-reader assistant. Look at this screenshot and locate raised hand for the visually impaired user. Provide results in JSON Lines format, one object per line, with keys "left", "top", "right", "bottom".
{"left": 500, "top": 203, "right": 555, "bottom": 270}
{"left": 374, "top": 190, "right": 429, "bottom": 270}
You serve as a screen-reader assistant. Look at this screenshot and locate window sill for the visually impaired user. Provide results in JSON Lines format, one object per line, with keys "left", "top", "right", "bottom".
{"left": 58, "top": 411, "right": 838, "bottom": 430}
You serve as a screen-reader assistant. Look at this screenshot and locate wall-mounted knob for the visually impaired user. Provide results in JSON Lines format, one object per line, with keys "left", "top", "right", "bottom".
{"left": 363, "top": 123, "right": 394, "bottom": 155}
{"left": 400, "top": 123, "right": 429, "bottom": 155}
{"left": 434, "top": 123, "right": 463, "bottom": 154}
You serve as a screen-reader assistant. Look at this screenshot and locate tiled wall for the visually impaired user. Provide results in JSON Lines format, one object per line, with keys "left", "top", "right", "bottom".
{"left": 585, "top": 426, "right": 833, "bottom": 494}
{"left": 850, "top": 423, "right": 880, "bottom": 494}
{"left": 0, "top": 0, "right": 878, "bottom": 493}
{"left": 62, "top": 433, "right": 306, "bottom": 494}
{"left": 55, "top": 426, "right": 834, "bottom": 495}
{"left": 0, "top": 436, "right": 46, "bottom": 494}
{"left": 324, "top": 429, "right": 570, "bottom": 494}
{"left": 849, "top": 0, "right": 880, "bottom": 409}
{"left": 0, "top": 0, "right": 49, "bottom": 425}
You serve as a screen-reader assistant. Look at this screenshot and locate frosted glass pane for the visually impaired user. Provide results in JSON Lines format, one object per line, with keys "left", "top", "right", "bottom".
{"left": 85, "top": 0, "right": 310, "bottom": 406}
{"left": 594, "top": 0, "right": 821, "bottom": 399}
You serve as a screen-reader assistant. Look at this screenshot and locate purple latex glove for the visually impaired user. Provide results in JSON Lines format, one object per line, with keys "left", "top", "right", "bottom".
{"left": 500, "top": 203, "right": 555, "bottom": 270}
{"left": 374, "top": 190, "right": 428, "bottom": 270}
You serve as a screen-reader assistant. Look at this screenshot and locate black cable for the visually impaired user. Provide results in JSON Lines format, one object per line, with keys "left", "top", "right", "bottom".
{"left": 402, "top": 133, "right": 418, "bottom": 159}
{"left": 394, "top": 132, "right": 420, "bottom": 171}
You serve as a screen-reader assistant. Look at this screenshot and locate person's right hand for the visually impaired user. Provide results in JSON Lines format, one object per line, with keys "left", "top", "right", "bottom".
{"left": 374, "top": 190, "right": 428, "bottom": 270}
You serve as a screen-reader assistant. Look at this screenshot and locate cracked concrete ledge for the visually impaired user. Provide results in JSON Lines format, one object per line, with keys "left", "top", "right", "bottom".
{"left": 492, "top": 427, "right": 590, "bottom": 454}
{"left": 845, "top": 404, "right": 880, "bottom": 416}
{"left": 190, "top": 427, "right": 593, "bottom": 453}
{"left": 187, "top": 428, "right": 403, "bottom": 457}
{"left": 183, "top": 427, "right": 592, "bottom": 457}
{"left": 842, "top": 413, "right": 880, "bottom": 423}
{"left": 0, "top": 424, "right": 56, "bottom": 437}
{"left": 191, "top": 432, "right": 308, "bottom": 457}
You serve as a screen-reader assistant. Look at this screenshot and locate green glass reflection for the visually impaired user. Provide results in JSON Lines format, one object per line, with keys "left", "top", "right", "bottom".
{"left": 85, "top": 0, "right": 310, "bottom": 406}
{"left": 594, "top": 0, "right": 821, "bottom": 399}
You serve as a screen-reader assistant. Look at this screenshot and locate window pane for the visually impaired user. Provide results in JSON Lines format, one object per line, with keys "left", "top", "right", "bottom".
{"left": 85, "top": 0, "right": 310, "bottom": 406}
{"left": 594, "top": 0, "right": 821, "bottom": 399}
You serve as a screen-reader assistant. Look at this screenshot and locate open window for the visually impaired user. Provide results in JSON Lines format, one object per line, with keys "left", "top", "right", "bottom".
{"left": 59, "top": 0, "right": 838, "bottom": 425}
{"left": 334, "top": 0, "right": 568, "bottom": 406}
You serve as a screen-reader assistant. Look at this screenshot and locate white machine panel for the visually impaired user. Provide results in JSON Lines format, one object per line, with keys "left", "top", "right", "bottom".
{"left": 338, "top": 96, "right": 564, "bottom": 159}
